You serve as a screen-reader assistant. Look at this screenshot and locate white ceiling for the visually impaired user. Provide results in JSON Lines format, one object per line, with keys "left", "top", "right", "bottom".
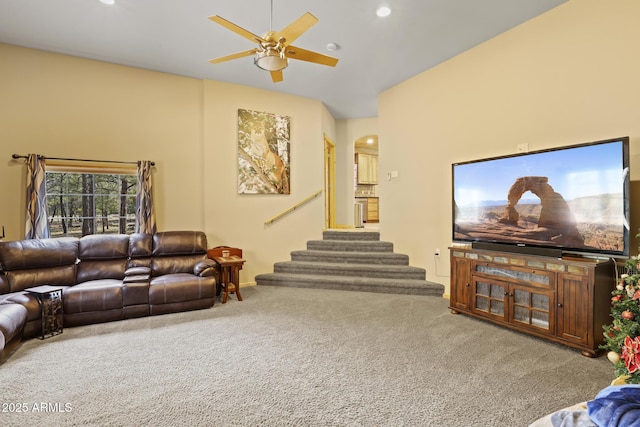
{"left": 0, "top": 0, "right": 567, "bottom": 119}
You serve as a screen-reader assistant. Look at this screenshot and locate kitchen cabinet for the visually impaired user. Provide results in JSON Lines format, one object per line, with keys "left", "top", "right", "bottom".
{"left": 366, "top": 197, "right": 378, "bottom": 222}
{"left": 356, "top": 154, "right": 378, "bottom": 184}
{"left": 355, "top": 197, "right": 379, "bottom": 223}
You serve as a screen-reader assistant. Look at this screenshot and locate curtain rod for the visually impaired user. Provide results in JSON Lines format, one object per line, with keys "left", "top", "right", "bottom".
{"left": 12, "top": 154, "right": 155, "bottom": 166}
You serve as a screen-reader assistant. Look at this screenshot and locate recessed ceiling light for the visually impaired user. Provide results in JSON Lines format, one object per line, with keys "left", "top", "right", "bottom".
{"left": 376, "top": 6, "right": 391, "bottom": 17}
{"left": 326, "top": 42, "right": 338, "bottom": 52}
{"left": 100, "top": 0, "right": 115, "bottom": 5}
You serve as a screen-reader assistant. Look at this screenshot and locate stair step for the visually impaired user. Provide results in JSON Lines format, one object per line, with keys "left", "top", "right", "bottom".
{"left": 256, "top": 228, "right": 445, "bottom": 298}
{"left": 307, "top": 240, "right": 393, "bottom": 253}
{"left": 291, "top": 250, "right": 409, "bottom": 265}
{"left": 323, "top": 230, "right": 380, "bottom": 241}
{"left": 273, "top": 261, "right": 426, "bottom": 280}
{"left": 255, "top": 272, "right": 445, "bottom": 296}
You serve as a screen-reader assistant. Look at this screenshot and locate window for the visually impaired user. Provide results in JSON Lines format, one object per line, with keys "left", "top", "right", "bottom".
{"left": 46, "top": 169, "right": 137, "bottom": 238}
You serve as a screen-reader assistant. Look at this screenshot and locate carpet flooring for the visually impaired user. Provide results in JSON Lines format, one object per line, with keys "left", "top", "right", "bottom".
{"left": 0, "top": 286, "right": 613, "bottom": 426}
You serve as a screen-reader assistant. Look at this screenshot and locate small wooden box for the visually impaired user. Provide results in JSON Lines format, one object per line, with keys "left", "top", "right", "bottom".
{"left": 207, "top": 246, "right": 243, "bottom": 259}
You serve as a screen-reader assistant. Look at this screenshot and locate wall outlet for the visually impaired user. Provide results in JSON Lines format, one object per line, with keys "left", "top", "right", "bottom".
{"left": 435, "top": 248, "right": 440, "bottom": 256}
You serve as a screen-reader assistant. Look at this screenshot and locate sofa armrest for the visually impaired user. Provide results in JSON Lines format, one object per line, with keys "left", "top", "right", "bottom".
{"left": 194, "top": 259, "right": 217, "bottom": 277}
{"left": 125, "top": 266, "right": 151, "bottom": 277}
{"left": 124, "top": 266, "right": 151, "bottom": 284}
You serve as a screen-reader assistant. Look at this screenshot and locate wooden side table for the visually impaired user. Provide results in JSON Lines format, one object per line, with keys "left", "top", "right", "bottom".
{"left": 211, "top": 255, "right": 246, "bottom": 304}
{"left": 25, "top": 285, "right": 64, "bottom": 339}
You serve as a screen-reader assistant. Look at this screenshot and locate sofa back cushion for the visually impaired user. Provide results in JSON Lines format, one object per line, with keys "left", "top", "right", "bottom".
{"left": 76, "top": 234, "right": 130, "bottom": 283}
{"left": 128, "top": 233, "right": 152, "bottom": 269}
{"left": 151, "top": 231, "right": 208, "bottom": 276}
{"left": 0, "top": 238, "right": 79, "bottom": 293}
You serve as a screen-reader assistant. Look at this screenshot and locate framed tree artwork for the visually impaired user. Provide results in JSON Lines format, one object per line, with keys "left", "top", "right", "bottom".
{"left": 237, "top": 109, "right": 290, "bottom": 194}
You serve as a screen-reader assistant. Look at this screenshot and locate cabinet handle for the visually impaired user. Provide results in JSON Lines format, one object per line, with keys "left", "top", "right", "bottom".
{"left": 465, "top": 283, "right": 471, "bottom": 287}
{"left": 557, "top": 303, "right": 563, "bottom": 308}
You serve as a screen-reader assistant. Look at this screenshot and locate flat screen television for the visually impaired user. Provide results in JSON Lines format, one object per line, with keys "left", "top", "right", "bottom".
{"left": 452, "top": 137, "right": 630, "bottom": 258}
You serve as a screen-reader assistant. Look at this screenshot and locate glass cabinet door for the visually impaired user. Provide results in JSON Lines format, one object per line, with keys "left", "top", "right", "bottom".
{"left": 511, "top": 284, "right": 555, "bottom": 335}
{"left": 473, "top": 279, "right": 507, "bottom": 321}
{"left": 472, "top": 278, "right": 555, "bottom": 334}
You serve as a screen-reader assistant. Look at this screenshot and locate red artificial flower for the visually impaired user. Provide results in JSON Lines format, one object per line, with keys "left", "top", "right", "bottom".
{"left": 612, "top": 295, "right": 623, "bottom": 303}
{"left": 621, "top": 336, "right": 640, "bottom": 373}
{"left": 634, "top": 290, "right": 640, "bottom": 301}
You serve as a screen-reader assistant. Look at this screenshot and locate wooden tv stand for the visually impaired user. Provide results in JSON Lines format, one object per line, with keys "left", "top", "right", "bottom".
{"left": 449, "top": 246, "right": 616, "bottom": 357}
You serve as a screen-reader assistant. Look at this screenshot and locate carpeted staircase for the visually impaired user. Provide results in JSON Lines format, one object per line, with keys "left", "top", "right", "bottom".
{"left": 255, "top": 230, "right": 445, "bottom": 296}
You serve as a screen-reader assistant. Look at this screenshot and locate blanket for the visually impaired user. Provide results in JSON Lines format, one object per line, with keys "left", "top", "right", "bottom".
{"left": 529, "top": 385, "right": 640, "bottom": 427}
{"left": 587, "top": 384, "right": 640, "bottom": 427}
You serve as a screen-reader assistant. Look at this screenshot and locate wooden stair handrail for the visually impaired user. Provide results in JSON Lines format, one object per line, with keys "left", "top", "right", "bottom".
{"left": 264, "top": 189, "right": 323, "bottom": 225}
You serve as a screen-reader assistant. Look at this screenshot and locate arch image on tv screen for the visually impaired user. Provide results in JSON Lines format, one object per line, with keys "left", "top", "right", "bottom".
{"left": 452, "top": 137, "right": 630, "bottom": 257}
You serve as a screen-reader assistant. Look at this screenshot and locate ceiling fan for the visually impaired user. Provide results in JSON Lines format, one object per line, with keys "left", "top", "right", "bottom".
{"left": 208, "top": 0, "right": 339, "bottom": 83}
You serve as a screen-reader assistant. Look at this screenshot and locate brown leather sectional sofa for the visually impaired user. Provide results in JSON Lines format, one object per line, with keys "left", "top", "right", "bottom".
{"left": 0, "top": 230, "right": 217, "bottom": 362}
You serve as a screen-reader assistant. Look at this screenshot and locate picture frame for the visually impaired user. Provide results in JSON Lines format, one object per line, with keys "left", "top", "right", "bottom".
{"left": 237, "top": 109, "right": 290, "bottom": 194}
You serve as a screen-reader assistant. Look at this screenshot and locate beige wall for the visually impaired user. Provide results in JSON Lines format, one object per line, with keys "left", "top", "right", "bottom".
{"left": 202, "top": 80, "right": 333, "bottom": 281}
{"left": 0, "top": 44, "right": 205, "bottom": 237}
{"left": 378, "top": 0, "right": 640, "bottom": 294}
{"left": 0, "top": 43, "right": 334, "bottom": 284}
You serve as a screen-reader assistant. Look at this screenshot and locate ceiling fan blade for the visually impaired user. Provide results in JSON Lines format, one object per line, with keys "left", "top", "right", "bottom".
{"left": 209, "top": 48, "right": 259, "bottom": 64}
{"left": 209, "top": 15, "right": 266, "bottom": 43}
{"left": 274, "top": 12, "right": 318, "bottom": 45}
{"left": 285, "top": 46, "right": 338, "bottom": 67}
{"left": 270, "top": 70, "right": 284, "bottom": 83}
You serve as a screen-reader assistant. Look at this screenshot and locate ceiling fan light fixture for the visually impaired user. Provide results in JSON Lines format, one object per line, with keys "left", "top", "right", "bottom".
{"left": 254, "top": 49, "right": 288, "bottom": 71}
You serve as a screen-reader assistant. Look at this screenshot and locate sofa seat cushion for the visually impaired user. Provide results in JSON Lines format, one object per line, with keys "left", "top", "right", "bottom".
{"left": 64, "top": 280, "right": 123, "bottom": 314}
{"left": 4, "top": 288, "right": 70, "bottom": 322}
{"left": 149, "top": 274, "right": 215, "bottom": 305}
{"left": 0, "top": 303, "right": 28, "bottom": 349}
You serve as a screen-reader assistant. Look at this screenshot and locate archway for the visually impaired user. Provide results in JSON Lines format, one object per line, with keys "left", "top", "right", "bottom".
{"left": 354, "top": 135, "right": 379, "bottom": 227}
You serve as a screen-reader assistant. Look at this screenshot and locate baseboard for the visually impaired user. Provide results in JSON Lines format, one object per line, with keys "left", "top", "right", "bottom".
{"left": 239, "top": 281, "right": 256, "bottom": 288}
